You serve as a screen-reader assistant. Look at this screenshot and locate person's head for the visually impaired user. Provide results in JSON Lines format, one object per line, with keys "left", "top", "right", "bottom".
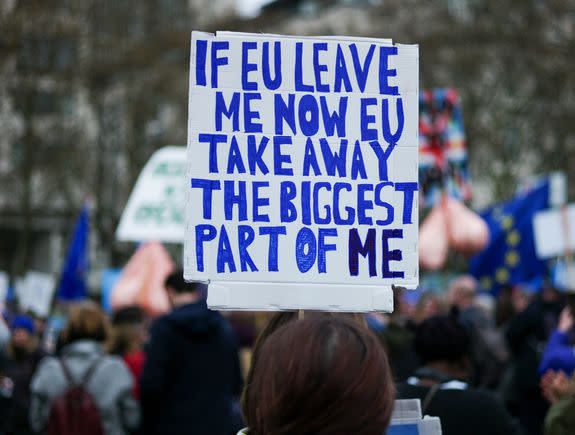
{"left": 60, "top": 302, "right": 110, "bottom": 346}
{"left": 10, "top": 314, "right": 35, "bottom": 350}
{"left": 475, "top": 292, "right": 496, "bottom": 320}
{"left": 448, "top": 275, "right": 477, "bottom": 309}
{"left": 110, "top": 305, "right": 145, "bottom": 355}
{"left": 164, "top": 269, "right": 205, "bottom": 306}
{"left": 414, "top": 292, "right": 444, "bottom": 324}
{"left": 511, "top": 283, "right": 537, "bottom": 313}
{"left": 414, "top": 314, "right": 471, "bottom": 380}
{"left": 243, "top": 311, "right": 365, "bottom": 406}
{"left": 243, "top": 316, "right": 395, "bottom": 435}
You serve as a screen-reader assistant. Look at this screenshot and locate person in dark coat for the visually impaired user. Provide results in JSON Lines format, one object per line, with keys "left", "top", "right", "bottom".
{"left": 140, "top": 270, "right": 243, "bottom": 435}
{"left": 0, "top": 349, "right": 15, "bottom": 435}
{"left": 396, "top": 314, "right": 521, "bottom": 435}
{"left": 377, "top": 288, "right": 419, "bottom": 382}
{"left": 448, "top": 276, "right": 509, "bottom": 389}
{"left": 502, "top": 285, "right": 563, "bottom": 435}
{"left": 3, "top": 315, "right": 44, "bottom": 435}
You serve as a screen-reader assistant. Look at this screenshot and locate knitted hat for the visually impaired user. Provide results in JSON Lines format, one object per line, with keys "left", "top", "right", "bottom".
{"left": 11, "top": 315, "right": 35, "bottom": 335}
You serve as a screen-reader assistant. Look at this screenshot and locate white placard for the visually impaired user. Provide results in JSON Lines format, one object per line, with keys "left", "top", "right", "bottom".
{"left": 388, "top": 400, "right": 442, "bottom": 435}
{"left": 15, "top": 276, "right": 28, "bottom": 311}
{"left": 116, "top": 146, "right": 186, "bottom": 243}
{"left": 0, "top": 271, "right": 8, "bottom": 309}
{"left": 185, "top": 32, "right": 419, "bottom": 312}
{"left": 16, "top": 271, "right": 56, "bottom": 318}
{"left": 534, "top": 204, "right": 575, "bottom": 259}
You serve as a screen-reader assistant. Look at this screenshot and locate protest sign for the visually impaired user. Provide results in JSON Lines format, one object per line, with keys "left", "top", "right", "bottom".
{"left": 185, "top": 32, "right": 419, "bottom": 312}
{"left": 0, "top": 271, "right": 7, "bottom": 309}
{"left": 15, "top": 271, "right": 56, "bottom": 318}
{"left": 419, "top": 89, "right": 470, "bottom": 209}
{"left": 116, "top": 146, "right": 186, "bottom": 243}
{"left": 387, "top": 400, "right": 442, "bottom": 435}
{"left": 534, "top": 204, "right": 575, "bottom": 259}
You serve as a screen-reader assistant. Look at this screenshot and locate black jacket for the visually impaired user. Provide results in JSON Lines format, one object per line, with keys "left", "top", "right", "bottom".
{"left": 3, "top": 346, "right": 44, "bottom": 435}
{"left": 397, "top": 382, "right": 521, "bottom": 435}
{"left": 140, "top": 300, "right": 243, "bottom": 435}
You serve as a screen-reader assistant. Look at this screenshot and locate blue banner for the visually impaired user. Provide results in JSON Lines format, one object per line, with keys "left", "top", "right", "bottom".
{"left": 469, "top": 180, "right": 549, "bottom": 295}
{"left": 57, "top": 205, "right": 89, "bottom": 301}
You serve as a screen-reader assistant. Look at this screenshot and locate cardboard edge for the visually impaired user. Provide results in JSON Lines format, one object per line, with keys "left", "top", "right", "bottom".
{"left": 206, "top": 281, "right": 394, "bottom": 312}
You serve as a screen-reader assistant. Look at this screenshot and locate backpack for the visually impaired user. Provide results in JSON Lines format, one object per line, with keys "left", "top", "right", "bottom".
{"left": 47, "top": 358, "right": 105, "bottom": 435}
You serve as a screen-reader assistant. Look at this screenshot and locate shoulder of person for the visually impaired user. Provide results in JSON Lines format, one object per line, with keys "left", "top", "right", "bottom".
{"left": 236, "top": 429, "right": 249, "bottom": 435}
{"left": 98, "top": 355, "right": 130, "bottom": 372}
{"left": 93, "top": 356, "right": 134, "bottom": 391}
{"left": 30, "top": 355, "right": 64, "bottom": 392}
{"left": 149, "top": 314, "right": 175, "bottom": 336}
{"left": 458, "top": 388, "right": 508, "bottom": 412}
{"left": 34, "top": 355, "right": 61, "bottom": 374}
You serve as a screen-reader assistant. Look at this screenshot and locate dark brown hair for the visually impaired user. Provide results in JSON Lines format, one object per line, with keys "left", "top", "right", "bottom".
{"left": 243, "top": 316, "right": 395, "bottom": 435}
{"left": 109, "top": 306, "right": 145, "bottom": 355}
{"left": 60, "top": 302, "right": 110, "bottom": 346}
{"left": 242, "top": 311, "right": 366, "bottom": 418}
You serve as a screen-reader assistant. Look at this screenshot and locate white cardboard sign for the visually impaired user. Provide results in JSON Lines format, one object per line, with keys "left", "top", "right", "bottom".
{"left": 0, "top": 271, "right": 8, "bottom": 310}
{"left": 533, "top": 204, "right": 575, "bottom": 259}
{"left": 185, "top": 31, "right": 419, "bottom": 312}
{"left": 116, "top": 146, "right": 186, "bottom": 243}
{"left": 388, "top": 400, "right": 442, "bottom": 435}
{"left": 16, "top": 271, "right": 56, "bottom": 318}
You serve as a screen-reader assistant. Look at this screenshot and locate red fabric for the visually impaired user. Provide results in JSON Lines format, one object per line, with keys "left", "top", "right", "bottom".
{"left": 123, "top": 351, "right": 145, "bottom": 399}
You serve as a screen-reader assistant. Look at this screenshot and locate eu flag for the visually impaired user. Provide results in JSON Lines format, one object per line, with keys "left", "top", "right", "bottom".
{"left": 469, "top": 180, "right": 549, "bottom": 294}
{"left": 57, "top": 205, "right": 89, "bottom": 301}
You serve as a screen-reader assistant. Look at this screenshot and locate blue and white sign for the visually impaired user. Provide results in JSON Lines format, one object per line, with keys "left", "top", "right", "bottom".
{"left": 185, "top": 31, "right": 419, "bottom": 312}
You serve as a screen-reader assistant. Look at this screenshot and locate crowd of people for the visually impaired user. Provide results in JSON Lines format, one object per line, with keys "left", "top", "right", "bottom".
{"left": 0, "top": 270, "right": 574, "bottom": 435}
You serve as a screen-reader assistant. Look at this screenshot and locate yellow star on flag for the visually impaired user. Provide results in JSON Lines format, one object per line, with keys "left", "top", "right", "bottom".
{"left": 505, "top": 250, "right": 520, "bottom": 267}
{"left": 501, "top": 216, "right": 514, "bottom": 230}
{"left": 496, "top": 267, "right": 510, "bottom": 284}
{"left": 480, "top": 276, "right": 493, "bottom": 290}
{"left": 506, "top": 230, "right": 521, "bottom": 247}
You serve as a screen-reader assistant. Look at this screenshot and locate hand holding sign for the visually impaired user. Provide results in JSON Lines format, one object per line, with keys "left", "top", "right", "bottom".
{"left": 185, "top": 32, "right": 419, "bottom": 312}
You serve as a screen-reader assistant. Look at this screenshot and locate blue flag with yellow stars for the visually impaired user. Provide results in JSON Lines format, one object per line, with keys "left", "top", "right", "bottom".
{"left": 469, "top": 179, "right": 549, "bottom": 295}
{"left": 57, "top": 204, "right": 89, "bottom": 301}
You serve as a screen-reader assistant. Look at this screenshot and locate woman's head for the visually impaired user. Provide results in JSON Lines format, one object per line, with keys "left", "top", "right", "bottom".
{"left": 110, "top": 306, "right": 146, "bottom": 355}
{"left": 60, "top": 302, "right": 110, "bottom": 346}
{"left": 10, "top": 314, "right": 35, "bottom": 350}
{"left": 243, "top": 316, "right": 395, "bottom": 435}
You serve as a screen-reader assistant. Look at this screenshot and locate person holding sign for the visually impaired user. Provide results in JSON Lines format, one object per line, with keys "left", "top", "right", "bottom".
{"left": 239, "top": 316, "right": 395, "bottom": 434}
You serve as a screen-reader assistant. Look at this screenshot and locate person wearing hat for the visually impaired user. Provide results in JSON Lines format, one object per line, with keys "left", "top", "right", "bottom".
{"left": 4, "top": 314, "right": 44, "bottom": 435}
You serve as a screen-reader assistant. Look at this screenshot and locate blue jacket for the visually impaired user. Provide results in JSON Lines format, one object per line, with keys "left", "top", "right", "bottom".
{"left": 140, "top": 300, "right": 243, "bottom": 435}
{"left": 539, "top": 330, "right": 575, "bottom": 376}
